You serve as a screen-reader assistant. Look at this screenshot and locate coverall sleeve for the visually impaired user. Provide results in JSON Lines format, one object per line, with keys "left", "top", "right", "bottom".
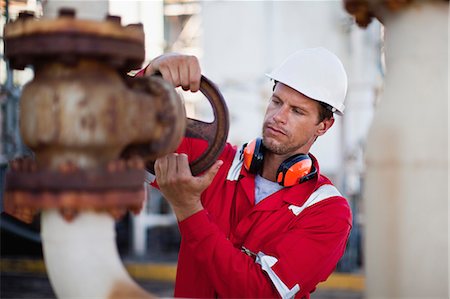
{"left": 178, "top": 197, "right": 352, "bottom": 298}
{"left": 178, "top": 210, "right": 279, "bottom": 298}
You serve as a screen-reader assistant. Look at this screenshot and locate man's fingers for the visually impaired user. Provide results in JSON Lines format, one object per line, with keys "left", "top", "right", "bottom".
{"left": 179, "top": 64, "right": 190, "bottom": 91}
{"left": 154, "top": 156, "right": 168, "bottom": 185}
{"left": 143, "top": 54, "right": 163, "bottom": 76}
{"left": 144, "top": 54, "right": 201, "bottom": 92}
{"left": 167, "top": 153, "right": 179, "bottom": 177}
{"left": 176, "top": 154, "right": 192, "bottom": 177}
{"left": 188, "top": 56, "right": 201, "bottom": 92}
{"left": 144, "top": 63, "right": 155, "bottom": 76}
{"left": 157, "top": 65, "right": 176, "bottom": 87}
{"left": 154, "top": 158, "right": 161, "bottom": 176}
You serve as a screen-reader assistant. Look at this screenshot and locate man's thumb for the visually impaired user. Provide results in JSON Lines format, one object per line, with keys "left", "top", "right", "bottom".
{"left": 144, "top": 62, "right": 156, "bottom": 76}
{"left": 199, "top": 160, "right": 223, "bottom": 185}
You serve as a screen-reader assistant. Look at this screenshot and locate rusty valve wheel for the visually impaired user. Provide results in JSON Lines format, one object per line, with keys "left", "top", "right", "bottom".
{"left": 147, "top": 75, "right": 230, "bottom": 176}
{"left": 184, "top": 75, "right": 230, "bottom": 175}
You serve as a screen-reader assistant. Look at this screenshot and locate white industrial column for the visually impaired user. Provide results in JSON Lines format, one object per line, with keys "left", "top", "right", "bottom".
{"left": 363, "top": 1, "right": 449, "bottom": 298}
{"left": 140, "top": 0, "right": 164, "bottom": 61}
{"left": 108, "top": 0, "right": 164, "bottom": 61}
{"left": 43, "top": 0, "right": 109, "bottom": 20}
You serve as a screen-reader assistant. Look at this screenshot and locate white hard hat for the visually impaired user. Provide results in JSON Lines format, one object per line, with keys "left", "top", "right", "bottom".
{"left": 266, "top": 47, "right": 348, "bottom": 115}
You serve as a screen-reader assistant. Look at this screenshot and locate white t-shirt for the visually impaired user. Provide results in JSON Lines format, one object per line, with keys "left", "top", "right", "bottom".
{"left": 254, "top": 174, "right": 284, "bottom": 205}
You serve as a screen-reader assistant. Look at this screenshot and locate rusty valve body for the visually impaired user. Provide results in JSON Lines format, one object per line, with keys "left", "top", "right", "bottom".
{"left": 3, "top": 9, "right": 186, "bottom": 222}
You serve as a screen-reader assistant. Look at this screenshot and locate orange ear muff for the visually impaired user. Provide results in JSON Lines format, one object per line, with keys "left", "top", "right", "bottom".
{"left": 244, "top": 139, "right": 317, "bottom": 186}
{"left": 276, "top": 154, "right": 316, "bottom": 187}
{"left": 243, "top": 138, "right": 264, "bottom": 174}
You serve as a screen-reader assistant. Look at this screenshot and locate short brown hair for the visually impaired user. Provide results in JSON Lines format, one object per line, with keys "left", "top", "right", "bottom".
{"left": 317, "top": 102, "right": 334, "bottom": 123}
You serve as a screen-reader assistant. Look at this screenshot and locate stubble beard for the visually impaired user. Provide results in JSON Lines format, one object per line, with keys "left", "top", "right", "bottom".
{"left": 261, "top": 120, "right": 311, "bottom": 155}
{"left": 261, "top": 125, "right": 311, "bottom": 155}
{"left": 261, "top": 131, "right": 305, "bottom": 155}
{"left": 262, "top": 138, "right": 297, "bottom": 155}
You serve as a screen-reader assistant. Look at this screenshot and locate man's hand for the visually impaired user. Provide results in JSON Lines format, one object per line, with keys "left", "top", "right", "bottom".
{"left": 144, "top": 53, "right": 202, "bottom": 92}
{"left": 155, "top": 153, "right": 223, "bottom": 221}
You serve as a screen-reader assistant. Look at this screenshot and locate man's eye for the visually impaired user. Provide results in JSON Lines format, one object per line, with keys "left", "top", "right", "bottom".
{"left": 271, "top": 98, "right": 281, "bottom": 105}
{"left": 293, "top": 108, "right": 304, "bottom": 115}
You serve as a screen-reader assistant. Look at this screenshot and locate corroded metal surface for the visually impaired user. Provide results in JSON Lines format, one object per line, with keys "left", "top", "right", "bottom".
{"left": 6, "top": 158, "right": 145, "bottom": 191}
{"left": 18, "top": 62, "right": 186, "bottom": 170}
{"left": 185, "top": 75, "right": 229, "bottom": 175}
{"left": 2, "top": 10, "right": 185, "bottom": 222}
{"left": 343, "top": 0, "right": 448, "bottom": 27}
{"left": 143, "top": 74, "right": 230, "bottom": 176}
{"left": 120, "top": 76, "right": 187, "bottom": 163}
{"left": 4, "top": 62, "right": 186, "bottom": 221}
{"left": 4, "top": 158, "right": 146, "bottom": 223}
{"left": 4, "top": 9, "right": 144, "bottom": 71}
{"left": 2, "top": 8, "right": 229, "bottom": 222}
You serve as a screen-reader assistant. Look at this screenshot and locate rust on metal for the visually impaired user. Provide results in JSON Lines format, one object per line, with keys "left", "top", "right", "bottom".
{"left": 185, "top": 75, "right": 229, "bottom": 175}
{"left": 4, "top": 189, "right": 145, "bottom": 223}
{"left": 4, "top": 158, "right": 146, "bottom": 223}
{"left": 121, "top": 76, "right": 187, "bottom": 162}
{"left": 4, "top": 9, "right": 145, "bottom": 71}
{"left": 18, "top": 61, "right": 187, "bottom": 170}
{"left": 3, "top": 9, "right": 229, "bottom": 223}
{"left": 141, "top": 75, "right": 230, "bottom": 176}
{"left": 343, "top": 0, "right": 448, "bottom": 27}
{"left": 6, "top": 163, "right": 145, "bottom": 191}
{"left": 2, "top": 15, "right": 186, "bottom": 222}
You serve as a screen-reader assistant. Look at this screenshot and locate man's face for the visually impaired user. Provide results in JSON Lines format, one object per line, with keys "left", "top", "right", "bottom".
{"left": 262, "top": 83, "right": 332, "bottom": 156}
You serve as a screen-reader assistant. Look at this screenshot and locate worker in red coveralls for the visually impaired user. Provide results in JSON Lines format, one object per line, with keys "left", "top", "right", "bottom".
{"left": 141, "top": 47, "right": 352, "bottom": 299}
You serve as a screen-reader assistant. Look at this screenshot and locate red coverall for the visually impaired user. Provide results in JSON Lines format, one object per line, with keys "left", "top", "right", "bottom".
{"left": 154, "top": 137, "right": 352, "bottom": 299}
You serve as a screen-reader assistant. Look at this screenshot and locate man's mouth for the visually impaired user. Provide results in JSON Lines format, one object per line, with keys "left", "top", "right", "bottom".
{"left": 265, "top": 124, "right": 287, "bottom": 136}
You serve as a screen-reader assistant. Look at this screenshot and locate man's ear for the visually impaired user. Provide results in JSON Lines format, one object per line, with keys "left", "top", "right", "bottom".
{"left": 316, "top": 117, "right": 335, "bottom": 137}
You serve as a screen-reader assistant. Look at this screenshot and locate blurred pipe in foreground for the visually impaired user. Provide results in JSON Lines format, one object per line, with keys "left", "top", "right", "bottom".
{"left": 345, "top": 0, "right": 449, "bottom": 297}
{"left": 2, "top": 4, "right": 187, "bottom": 298}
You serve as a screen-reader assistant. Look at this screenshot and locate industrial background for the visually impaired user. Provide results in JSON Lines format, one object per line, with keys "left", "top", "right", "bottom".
{"left": 0, "top": 0, "right": 448, "bottom": 299}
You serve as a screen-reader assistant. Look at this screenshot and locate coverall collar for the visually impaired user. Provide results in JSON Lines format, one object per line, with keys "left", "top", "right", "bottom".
{"left": 238, "top": 153, "right": 326, "bottom": 210}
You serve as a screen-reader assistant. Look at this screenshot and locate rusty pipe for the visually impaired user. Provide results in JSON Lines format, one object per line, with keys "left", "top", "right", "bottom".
{"left": 19, "top": 60, "right": 185, "bottom": 170}
{"left": 3, "top": 9, "right": 186, "bottom": 299}
{"left": 4, "top": 7, "right": 229, "bottom": 298}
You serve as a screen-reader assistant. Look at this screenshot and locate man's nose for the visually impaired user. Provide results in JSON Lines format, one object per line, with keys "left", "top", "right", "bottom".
{"left": 273, "top": 106, "right": 288, "bottom": 123}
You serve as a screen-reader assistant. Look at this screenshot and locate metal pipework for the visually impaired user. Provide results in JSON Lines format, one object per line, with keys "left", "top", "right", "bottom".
{"left": 3, "top": 6, "right": 229, "bottom": 298}
{"left": 3, "top": 9, "right": 186, "bottom": 222}
{"left": 2, "top": 7, "right": 187, "bottom": 299}
{"left": 344, "top": 0, "right": 449, "bottom": 297}
{"left": 2, "top": 5, "right": 229, "bottom": 298}
{"left": 343, "top": 0, "right": 449, "bottom": 27}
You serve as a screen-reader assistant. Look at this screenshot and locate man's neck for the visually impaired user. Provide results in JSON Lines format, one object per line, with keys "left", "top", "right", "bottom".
{"left": 261, "top": 149, "right": 312, "bottom": 182}
{"left": 261, "top": 153, "right": 289, "bottom": 182}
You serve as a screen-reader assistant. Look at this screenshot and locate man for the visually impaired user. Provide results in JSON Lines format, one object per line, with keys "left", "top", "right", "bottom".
{"left": 143, "top": 47, "right": 352, "bottom": 298}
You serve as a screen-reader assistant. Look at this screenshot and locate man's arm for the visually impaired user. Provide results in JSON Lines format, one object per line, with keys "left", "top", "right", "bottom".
{"left": 177, "top": 198, "right": 351, "bottom": 298}
{"left": 155, "top": 150, "right": 351, "bottom": 298}
{"left": 148, "top": 53, "right": 351, "bottom": 297}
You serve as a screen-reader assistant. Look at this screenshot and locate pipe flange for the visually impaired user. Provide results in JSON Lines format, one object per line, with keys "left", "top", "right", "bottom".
{"left": 4, "top": 8, "right": 145, "bottom": 71}
{"left": 124, "top": 75, "right": 230, "bottom": 176}
{"left": 4, "top": 157, "right": 147, "bottom": 223}
{"left": 342, "top": 0, "right": 444, "bottom": 27}
{"left": 120, "top": 75, "right": 187, "bottom": 162}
